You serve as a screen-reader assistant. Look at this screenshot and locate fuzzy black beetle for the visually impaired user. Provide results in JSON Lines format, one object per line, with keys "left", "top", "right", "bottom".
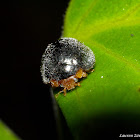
{"left": 41, "top": 38, "right": 95, "bottom": 96}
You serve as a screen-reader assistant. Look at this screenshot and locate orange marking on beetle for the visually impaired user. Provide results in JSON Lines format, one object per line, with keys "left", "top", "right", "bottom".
{"left": 50, "top": 80, "right": 60, "bottom": 87}
{"left": 50, "top": 68, "right": 94, "bottom": 97}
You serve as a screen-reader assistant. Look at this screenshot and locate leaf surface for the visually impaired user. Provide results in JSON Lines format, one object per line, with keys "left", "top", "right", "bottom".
{"left": 56, "top": 0, "right": 140, "bottom": 139}
{"left": 0, "top": 121, "right": 20, "bottom": 140}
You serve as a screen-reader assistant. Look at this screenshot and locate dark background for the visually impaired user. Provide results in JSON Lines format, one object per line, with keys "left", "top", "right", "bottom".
{"left": 1, "top": 0, "right": 70, "bottom": 140}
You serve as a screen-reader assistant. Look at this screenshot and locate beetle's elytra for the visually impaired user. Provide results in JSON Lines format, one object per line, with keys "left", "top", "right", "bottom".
{"left": 41, "top": 38, "right": 95, "bottom": 96}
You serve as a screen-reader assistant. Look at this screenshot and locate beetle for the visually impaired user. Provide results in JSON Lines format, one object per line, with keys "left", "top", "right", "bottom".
{"left": 40, "top": 38, "right": 95, "bottom": 96}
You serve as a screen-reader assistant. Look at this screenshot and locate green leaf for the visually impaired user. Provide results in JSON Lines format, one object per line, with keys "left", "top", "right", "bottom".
{"left": 0, "top": 121, "right": 20, "bottom": 140}
{"left": 56, "top": 0, "right": 140, "bottom": 139}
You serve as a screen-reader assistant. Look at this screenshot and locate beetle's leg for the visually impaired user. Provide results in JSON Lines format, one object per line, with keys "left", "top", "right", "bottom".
{"left": 63, "top": 88, "right": 67, "bottom": 96}
{"left": 90, "top": 69, "right": 94, "bottom": 72}
{"left": 82, "top": 71, "right": 87, "bottom": 77}
{"left": 55, "top": 87, "right": 67, "bottom": 98}
{"left": 75, "top": 82, "right": 80, "bottom": 87}
{"left": 55, "top": 90, "right": 63, "bottom": 98}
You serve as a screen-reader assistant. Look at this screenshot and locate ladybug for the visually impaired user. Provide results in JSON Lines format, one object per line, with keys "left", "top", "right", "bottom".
{"left": 40, "top": 38, "right": 95, "bottom": 96}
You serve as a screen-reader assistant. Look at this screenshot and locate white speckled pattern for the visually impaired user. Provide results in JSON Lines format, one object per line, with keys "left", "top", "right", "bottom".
{"left": 41, "top": 38, "right": 95, "bottom": 84}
